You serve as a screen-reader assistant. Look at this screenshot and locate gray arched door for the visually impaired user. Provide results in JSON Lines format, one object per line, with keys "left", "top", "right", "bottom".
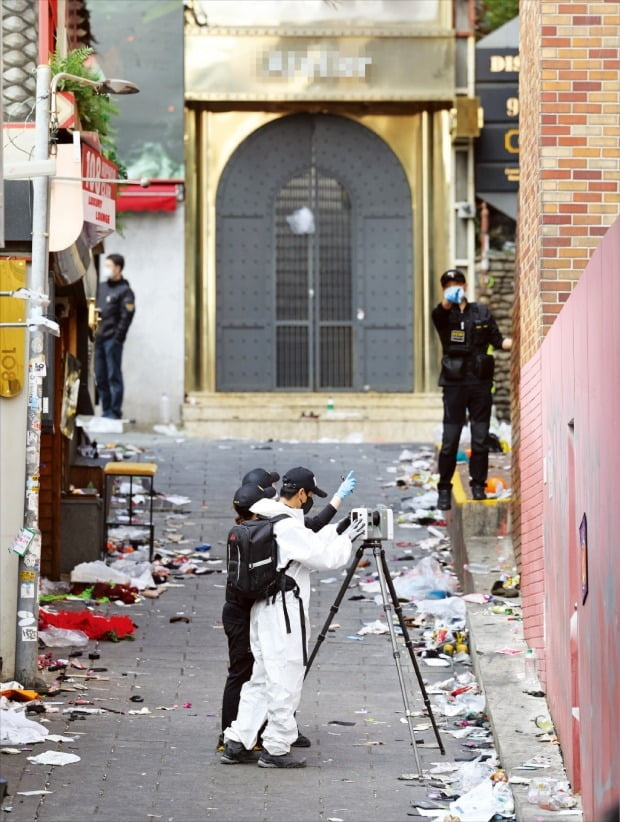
{"left": 216, "top": 114, "right": 413, "bottom": 391}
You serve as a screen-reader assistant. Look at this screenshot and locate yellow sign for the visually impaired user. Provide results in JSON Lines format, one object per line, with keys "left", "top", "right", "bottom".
{"left": 0, "top": 259, "right": 27, "bottom": 397}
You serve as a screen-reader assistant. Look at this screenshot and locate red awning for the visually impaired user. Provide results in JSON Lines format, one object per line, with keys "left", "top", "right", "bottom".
{"left": 117, "top": 181, "right": 182, "bottom": 212}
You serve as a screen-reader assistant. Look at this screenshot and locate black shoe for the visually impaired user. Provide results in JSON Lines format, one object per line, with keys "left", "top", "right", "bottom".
{"left": 437, "top": 489, "right": 452, "bottom": 510}
{"left": 221, "top": 740, "right": 259, "bottom": 764}
{"left": 292, "top": 732, "right": 311, "bottom": 748}
{"left": 472, "top": 485, "right": 487, "bottom": 501}
{"left": 257, "top": 750, "right": 307, "bottom": 769}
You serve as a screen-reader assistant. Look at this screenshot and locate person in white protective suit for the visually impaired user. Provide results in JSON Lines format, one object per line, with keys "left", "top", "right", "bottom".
{"left": 221, "top": 466, "right": 365, "bottom": 769}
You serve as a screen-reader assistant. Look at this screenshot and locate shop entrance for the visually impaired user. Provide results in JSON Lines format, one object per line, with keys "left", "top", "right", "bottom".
{"left": 216, "top": 114, "right": 414, "bottom": 392}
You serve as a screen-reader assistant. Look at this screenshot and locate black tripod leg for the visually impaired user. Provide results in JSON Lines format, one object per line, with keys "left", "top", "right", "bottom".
{"left": 304, "top": 543, "right": 366, "bottom": 679}
{"left": 378, "top": 549, "right": 446, "bottom": 755}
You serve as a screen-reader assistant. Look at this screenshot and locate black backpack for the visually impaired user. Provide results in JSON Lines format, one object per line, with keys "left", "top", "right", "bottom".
{"left": 226, "top": 514, "right": 291, "bottom": 600}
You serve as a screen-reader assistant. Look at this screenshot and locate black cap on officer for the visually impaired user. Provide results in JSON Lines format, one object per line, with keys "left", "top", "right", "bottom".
{"left": 242, "top": 467, "right": 280, "bottom": 488}
{"left": 281, "top": 467, "right": 327, "bottom": 498}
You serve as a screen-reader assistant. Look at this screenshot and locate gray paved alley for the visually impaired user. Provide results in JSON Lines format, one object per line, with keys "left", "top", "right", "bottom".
{"left": 2, "top": 437, "right": 485, "bottom": 822}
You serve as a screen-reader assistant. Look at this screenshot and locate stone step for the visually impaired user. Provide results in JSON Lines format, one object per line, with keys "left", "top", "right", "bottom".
{"left": 182, "top": 392, "right": 443, "bottom": 442}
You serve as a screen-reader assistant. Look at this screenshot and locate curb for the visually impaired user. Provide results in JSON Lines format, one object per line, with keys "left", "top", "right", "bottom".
{"left": 447, "top": 496, "right": 584, "bottom": 822}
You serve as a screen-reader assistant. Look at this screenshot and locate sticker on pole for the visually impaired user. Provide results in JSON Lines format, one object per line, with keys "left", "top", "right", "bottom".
{"left": 21, "top": 626, "right": 38, "bottom": 642}
{"left": 9, "top": 527, "right": 37, "bottom": 557}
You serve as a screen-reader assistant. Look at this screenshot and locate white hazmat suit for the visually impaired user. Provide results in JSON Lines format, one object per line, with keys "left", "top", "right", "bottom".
{"left": 223, "top": 496, "right": 353, "bottom": 756}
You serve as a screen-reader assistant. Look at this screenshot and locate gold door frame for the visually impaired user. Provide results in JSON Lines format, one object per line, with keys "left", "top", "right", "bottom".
{"left": 184, "top": 107, "right": 452, "bottom": 393}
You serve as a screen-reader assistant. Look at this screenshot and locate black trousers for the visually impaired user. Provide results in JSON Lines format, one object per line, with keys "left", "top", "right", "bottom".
{"left": 438, "top": 383, "right": 493, "bottom": 490}
{"left": 220, "top": 602, "right": 254, "bottom": 733}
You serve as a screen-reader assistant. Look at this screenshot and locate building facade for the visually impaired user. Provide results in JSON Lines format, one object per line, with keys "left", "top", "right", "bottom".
{"left": 183, "top": 0, "right": 479, "bottom": 437}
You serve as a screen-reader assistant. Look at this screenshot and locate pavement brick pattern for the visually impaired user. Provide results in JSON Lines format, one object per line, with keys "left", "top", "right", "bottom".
{"left": 2, "top": 438, "right": 475, "bottom": 822}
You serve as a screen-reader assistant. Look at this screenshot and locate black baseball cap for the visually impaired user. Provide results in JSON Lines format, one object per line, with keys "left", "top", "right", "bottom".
{"left": 233, "top": 483, "right": 276, "bottom": 509}
{"left": 242, "top": 467, "right": 280, "bottom": 488}
{"left": 282, "top": 467, "right": 327, "bottom": 498}
{"left": 440, "top": 269, "right": 467, "bottom": 288}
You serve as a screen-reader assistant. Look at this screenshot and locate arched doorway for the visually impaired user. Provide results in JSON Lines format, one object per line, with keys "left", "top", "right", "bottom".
{"left": 216, "top": 114, "right": 413, "bottom": 392}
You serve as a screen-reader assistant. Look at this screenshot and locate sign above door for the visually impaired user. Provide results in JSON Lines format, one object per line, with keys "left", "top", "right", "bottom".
{"left": 186, "top": 33, "right": 454, "bottom": 103}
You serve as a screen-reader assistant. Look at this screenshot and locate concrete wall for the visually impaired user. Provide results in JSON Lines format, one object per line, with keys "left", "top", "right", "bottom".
{"left": 0, "top": 353, "right": 28, "bottom": 679}
{"left": 536, "top": 217, "right": 620, "bottom": 818}
{"left": 105, "top": 207, "right": 185, "bottom": 424}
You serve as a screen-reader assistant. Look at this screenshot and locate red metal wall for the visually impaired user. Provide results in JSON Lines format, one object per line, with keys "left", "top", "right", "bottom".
{"left": 523, "top": 216, "right": 620, "bottom": 819}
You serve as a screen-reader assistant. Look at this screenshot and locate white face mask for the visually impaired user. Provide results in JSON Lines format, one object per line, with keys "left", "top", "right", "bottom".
{"left": 101, "top": 264, "right": 114, "bottom": 280}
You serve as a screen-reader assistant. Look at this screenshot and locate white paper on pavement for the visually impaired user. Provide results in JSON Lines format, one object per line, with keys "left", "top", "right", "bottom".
{"left": 27, "top": 750, "right": 81, "bottom": 766}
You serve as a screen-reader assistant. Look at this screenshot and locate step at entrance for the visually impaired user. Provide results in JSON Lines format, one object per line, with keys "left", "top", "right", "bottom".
{"left": 182, "top": 393, "right": 443, "bottom": 442}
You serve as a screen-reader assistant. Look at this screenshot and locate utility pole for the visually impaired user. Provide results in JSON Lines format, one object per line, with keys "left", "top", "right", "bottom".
{"left": 13, "top": 65, "right": 51, "bottom": 687}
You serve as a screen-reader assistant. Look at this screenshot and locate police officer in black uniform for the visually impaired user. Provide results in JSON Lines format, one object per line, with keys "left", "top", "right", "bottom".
{"left": 432, "top": 269, "right": 512, "bottom": 510}
{"left": 95, "top": 254, "right": 135, "bottom": 419}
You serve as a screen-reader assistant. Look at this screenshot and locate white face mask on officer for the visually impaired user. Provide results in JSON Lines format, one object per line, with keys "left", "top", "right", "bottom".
{"left": 101, "top": 263, "right": 114, "bottom": 281}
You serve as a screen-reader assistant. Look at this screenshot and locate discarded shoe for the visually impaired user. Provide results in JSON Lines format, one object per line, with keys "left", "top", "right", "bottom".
{"left": 292, "top": 732, "right": 311, "bottom": 748}
{"left": 257, "top": 751, "right": 307, "bottom": 768}
{"left": 437, "top": 489, "right": 452, "bottom": 510}
{"left": 471, "top": 485, "right": 487, "bottom": 501}
{"left": 491, "top": 579, "right": 520, "bottom": 598}
{"left": 221, "top": 740, "right": 259, "bottom": 764}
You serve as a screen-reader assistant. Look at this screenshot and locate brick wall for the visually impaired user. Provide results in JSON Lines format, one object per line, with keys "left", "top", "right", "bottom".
{"left": 522, "top": 0, "right": 620, "bottom": 340}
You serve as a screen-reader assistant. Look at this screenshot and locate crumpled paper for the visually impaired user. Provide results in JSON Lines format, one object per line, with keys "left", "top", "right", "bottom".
{"left": 27, "top": 750, "right": 81, "bottom": 766}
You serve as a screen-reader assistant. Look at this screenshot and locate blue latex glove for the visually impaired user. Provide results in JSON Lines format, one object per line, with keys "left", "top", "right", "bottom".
{"left": 444, "top": 285, "right": 465, "bottom": 304}
{"left": 335, "top": 470, "right": 356, "bottom": 500}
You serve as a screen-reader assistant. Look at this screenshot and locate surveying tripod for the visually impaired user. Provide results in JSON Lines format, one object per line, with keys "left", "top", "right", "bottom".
{"left": 304, "top": 539, "right": 445, "bottom": 775}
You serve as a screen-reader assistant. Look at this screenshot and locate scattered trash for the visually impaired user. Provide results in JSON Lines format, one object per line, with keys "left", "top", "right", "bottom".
{"left": 70, "top": 560, "right": 133, "bottom": 586}
{"left": 0, "top": 704, "right": 48, "bottom": 745}
{"left": 38, "top": 625, "right": 90, "bottom": 647}
{"left": 27, "top": 751, "right": 81, "bottom": 766}
{"left": 16, "top": 791, "right": 54, "bottom": 796}
{"left": 357, "top": 620, "right": 389, "bottom": 636}
{"left": 39, "top": 609, "right": 136, "bottom": 641}
{"left": 527, "top": 777, "right": 577, "bottom": 810}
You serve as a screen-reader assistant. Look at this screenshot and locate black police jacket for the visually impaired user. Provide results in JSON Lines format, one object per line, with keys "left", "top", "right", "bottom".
{"left": 432, "top": 301, "right": 504, "bottom": 386}
{"left": 96, "top": 277, "right": 135, "bottom": 343}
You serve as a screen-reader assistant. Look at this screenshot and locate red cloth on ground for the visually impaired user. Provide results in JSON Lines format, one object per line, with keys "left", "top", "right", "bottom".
{"left": 39, "top": 608, "right": 136, "bottom": 640}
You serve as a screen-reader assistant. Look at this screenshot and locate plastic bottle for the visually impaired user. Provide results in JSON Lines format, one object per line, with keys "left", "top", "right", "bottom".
{"left": 160, "top": 392, "right": 171, "bottom": 424}
{"left": 523, "top": 648, "right": 537, "bottom": 687}
{"left": 326, "top": 396, "right": 334, "bottom": 411}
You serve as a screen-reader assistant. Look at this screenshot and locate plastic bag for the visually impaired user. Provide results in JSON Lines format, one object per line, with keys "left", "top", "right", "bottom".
{"left": 0, "top": 706, "right": 49, "bottom": 744}
{"left": 110, "top": 559, "right": 155, "bottom": 590}
{"left": 38, "top": 626, "right": 90, "bottom": 647}
{"left": 393, "top": 556, "right": 458, "bottom": 600}
{"left": 71, "top": 560, "right": 131, "bottom": 585}
{"left": 493, "top": 781, "right": 515, "bottom": 816}
{"left": 457, "top": 757, "right": 495, "bottom": 794}
{"left": 415, "top": 596, "right": 466, "bottom": 623}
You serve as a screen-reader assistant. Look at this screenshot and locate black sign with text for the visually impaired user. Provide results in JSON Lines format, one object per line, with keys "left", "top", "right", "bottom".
{"left": 476, "top": 45, "right": 519, "bottom": 207}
